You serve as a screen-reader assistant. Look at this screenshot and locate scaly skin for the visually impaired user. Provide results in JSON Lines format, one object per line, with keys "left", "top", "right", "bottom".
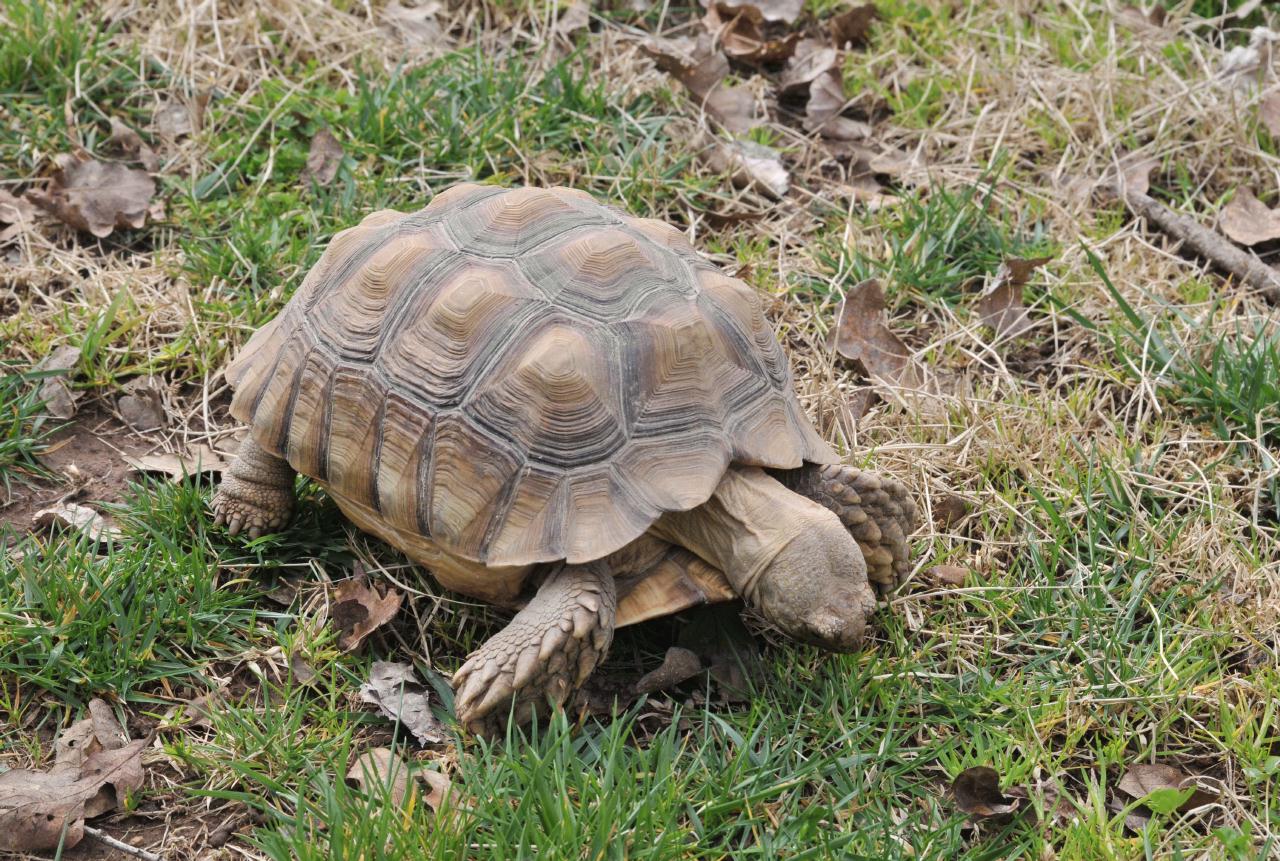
{"left": 212, "top": 437, "right": 297, "bottom": 540}
{"left": 774, "top": 463, "right": 918, "bottom": 595}
{"left": 452, "top": 561, "right": 616, "bottom": 738}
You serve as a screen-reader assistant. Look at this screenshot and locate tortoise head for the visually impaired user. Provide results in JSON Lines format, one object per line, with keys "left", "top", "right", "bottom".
{"left": 752, "top": 517, "right": 875, "bottom": 653}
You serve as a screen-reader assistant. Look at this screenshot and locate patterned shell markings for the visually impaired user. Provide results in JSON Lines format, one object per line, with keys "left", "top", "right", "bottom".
{"left": 226, "top": 184, "right": 835, "bottom": 568}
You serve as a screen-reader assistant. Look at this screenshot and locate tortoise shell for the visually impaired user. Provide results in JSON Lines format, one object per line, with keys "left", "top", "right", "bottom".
{"left": 226, "top": 184, "right": 835, "bottom": 580}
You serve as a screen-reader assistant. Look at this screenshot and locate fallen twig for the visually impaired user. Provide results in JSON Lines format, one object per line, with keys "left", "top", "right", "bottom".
{"left": 82, "top": 825, "right": 163, "bottom": 861}
{"left": 1120, "top": 187, "right": 1280, "bottom": 303}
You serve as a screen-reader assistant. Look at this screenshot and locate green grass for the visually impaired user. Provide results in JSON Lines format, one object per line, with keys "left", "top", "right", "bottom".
{"left": 0, "top": 367, "right": 57, "bottom": 501}
{"left": 801, "top": 165, "right": 1056, "bottom": 314}
{"left": 2, "top": 0, "right": 1279, "bottom": 858}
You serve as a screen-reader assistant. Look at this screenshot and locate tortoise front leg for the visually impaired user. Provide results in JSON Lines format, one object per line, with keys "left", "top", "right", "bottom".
{"left": 452, "top": 561, "right": 616, "bottom": 738}
{"left": 774, "top": 464, "right": 916, "bottom": 595}
{"left": 212, "top": 436, "right": 297, "bottom": 539}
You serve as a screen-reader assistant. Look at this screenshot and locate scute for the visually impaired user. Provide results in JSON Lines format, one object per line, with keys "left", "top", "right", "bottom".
{"left": 227, "top": 184, "right": 836, "bottom": 574}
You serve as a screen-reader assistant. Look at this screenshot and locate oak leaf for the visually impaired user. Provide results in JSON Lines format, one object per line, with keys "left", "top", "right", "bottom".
{"left": 834, "top": 279, "right": 916, "bottom": 385}
{"left": 1220, "top": 188, "right": 1280, "bottom": 246}
{"left": 28, "top": 153, "right": 156, "bottom": 238}
{"left": 332, "top": 571, "right": 403, "bottom": 652}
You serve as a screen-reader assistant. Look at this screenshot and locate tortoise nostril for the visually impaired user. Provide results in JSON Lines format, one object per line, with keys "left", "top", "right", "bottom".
{"left": 804, "top": 599, "right": 865, "bottom": 652}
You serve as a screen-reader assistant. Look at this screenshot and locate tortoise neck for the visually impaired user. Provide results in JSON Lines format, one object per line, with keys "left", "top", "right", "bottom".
{"left": 649, "top": 465, "right": 810, "bottom": 603}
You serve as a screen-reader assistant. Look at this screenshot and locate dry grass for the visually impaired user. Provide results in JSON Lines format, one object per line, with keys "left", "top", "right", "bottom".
{"left": 2, "top": 0, "right": 1279, "bottom": 858}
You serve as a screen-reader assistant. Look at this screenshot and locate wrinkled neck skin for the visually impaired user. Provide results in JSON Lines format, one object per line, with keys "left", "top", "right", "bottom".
{"left": 651, "top": 465, "right": 874, "bottom": 652}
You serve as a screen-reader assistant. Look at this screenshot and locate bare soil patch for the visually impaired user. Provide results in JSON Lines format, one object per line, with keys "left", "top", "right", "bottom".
{"left": 0, "top": 404, "right": 154, "bottom": 534}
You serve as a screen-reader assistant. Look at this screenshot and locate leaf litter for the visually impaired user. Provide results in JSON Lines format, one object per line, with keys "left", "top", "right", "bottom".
{"left": 640, "top": 36, "right": 759, "bottom": 134}
{"left": 709, "top": 0, "right": 804, "bottom": 26}
{"left": 833, "top": 279, "right": 918, "bottom": 387}
{"left": 951, "top": 766, "right": 1075, "bottom": 828}
{"left": 1219, "top": 187, "right": 1280, "bottom": 246}
{"left": 1118, "top": 762, "right": 1218, "bottom": 814}
{"left": 301, "top": 128, "right": 345, "bottom": 187}
{"left": 360, "top": 660, "right": 449, "bottom": 746}
{"left": 704, "top": 137, "right": 789, "bottom": 198}
{"left": 124, "top": 444, "right": 231, "bottom": 480}
{"left": 976, "top": 256, "right": 1053, "bottom": 342}
{"left": 703, "top": 3, "right": 799, "bottom": 64}
{"left": 346, "top": 748, "right": 415, "bottom": 810}
{"left": 27, "top": 153, "right": 157, "bottom": 238}
{"left": 330, "top": 568, "right": 404, "bottom": 652}
{"left": 634, "top": 646, "right": 703, "bottom": 694}
{"left": 827, "top": 4, "right": 877, "bottom": 48}
{"left": 0, "top": 700, "right": 147, "bottom": 853}
{"left": 106, "top": 118, "right": 159, "bottom": 172}
{"left": 31, "top": 344, "right": 81, "bottom": 420}
{"left": 116, "top": 375, "right": 168, "bottom": 432}
{"left": 32, "top": 502, "right": 123, "bottom": 545}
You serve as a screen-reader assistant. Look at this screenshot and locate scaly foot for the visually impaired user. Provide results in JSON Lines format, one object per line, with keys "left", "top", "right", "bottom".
{"left": 452, "top": 561, "right": 615, "bottom": 738}
{"left": 211, "top": 436, "right": 297, "bottom": 539}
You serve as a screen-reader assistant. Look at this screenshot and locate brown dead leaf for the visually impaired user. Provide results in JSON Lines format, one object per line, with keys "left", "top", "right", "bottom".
{"left": 780, "top": 38, "right": 838, "bottom": 95}
{"left": 53, "top": 721, "right": 99, "bottom": 768}
{"left": 1220, "top": 187, "right": 1280, "bottom": 246}
{"left": 359, "top": 660, "right": 448, "bottom": 746}
{"left": 28, "top": 153, "right": 156, "bottom": 238}
{"left": 86, "top": 699, "right": 129, "bottom": 752}
{"left": 32, "top": 345, "right": 80, "bottom": 420}
{"left": 0, "top": 739, "right": 145, "bottom": 852}
{"left": 1119, "top": 763, "right": 1217, "bottom": 812}
{"left": 703, "top": 3, "right": 799, "bottom": 64}
{"left": 107, "top": 118, "right": 158, "bottom": 172}
{"left": 117, "top": 376, "right": 167, "bottom": 433}
{"left": 153, "top": 94, "right": 209, "bottom": 139}
{"left": 928, "top": 565, "right": 969, "bottom": 587}
{"left": 1115, "top": 155, "right": 1158, "bottom": 198}
{"left": 635, "top": 647, "right": 704, "bottom": 694}
{"left": 705, "top": 0, "right": 803, "bottom": 24}
{"left": 977, "top": 256, "right": 1052, "bottom": 341}
{"left": 32, "top": 503, "right": 122, "bottom": 545}
{"left": 704, "top": 138, "right": 789, "bottom": 198}
{"left": 952, "top": 767, "right": 1023, "bottom": 821}
{"left": 124, "top": 444, "right": 230, "bottom": 480}
{"left": 676, "top": 603, "right": 760, "bottom": 705}
{"left": 301, "top": 128, "right": 344, "bottom": 187}
{"left": 0, "top": 189, "right": 33, "bottom": 223}
{"left": 54, "top": 700, "right": 127, "bottom": 770}
{"left": 805, "top": 69, "right": 871, "bottom": 140}
{"left": 346, "top": 748, "right": 415, "bottom": 809}
{"left": 641, "top": 36, "right": 759, "bottom": 133}
{"left": 290, "top": 652, "right": 319, "bottom": 686}
{"left": 418, "top": 770, "right": 457, "bottom": 814}
{"left": 382, "top": 0, "right": 445, "bottom": 49}
{"left": 834, "top": 279, "right": 916, "bottom": 385}
{"left": 829, "top": 4, "right": 877, "bottom": 48}
{"left": 177, "top": 692, "right": 222, "bottom": 730}
{"left": 332, "top": 572, "right": 403, "bottom": 652}
{"left": 1260, "top": 91, "right": 1280, "bottom": 138}
{"left": 933, "top": 494, "right": 969, "bottom": 530}
{"left": 555, "top": 0, "right": 590, "bottom": 37}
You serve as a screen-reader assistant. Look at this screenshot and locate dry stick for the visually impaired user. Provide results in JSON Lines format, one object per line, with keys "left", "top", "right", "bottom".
{"left": 1121, "top": 188, "right": 1280, "bottom": 304}
{"left": 82, "top": 825, "right": 164, "bottom": 861}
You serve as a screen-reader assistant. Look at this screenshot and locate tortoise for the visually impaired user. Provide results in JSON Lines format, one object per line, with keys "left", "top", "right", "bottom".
{"left": 212, "top": 184, "right": 916, "bottom": 736}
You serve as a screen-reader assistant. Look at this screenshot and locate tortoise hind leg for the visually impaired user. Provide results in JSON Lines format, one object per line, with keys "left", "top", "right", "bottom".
{"left": 212, "top": 437, "right": 297, "bottom": 539}
{"left": 453, "top": 561, "right": 616, "bottom": 738}
{"left": 774, "top": 464, "right": 917, "bottom": 595}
